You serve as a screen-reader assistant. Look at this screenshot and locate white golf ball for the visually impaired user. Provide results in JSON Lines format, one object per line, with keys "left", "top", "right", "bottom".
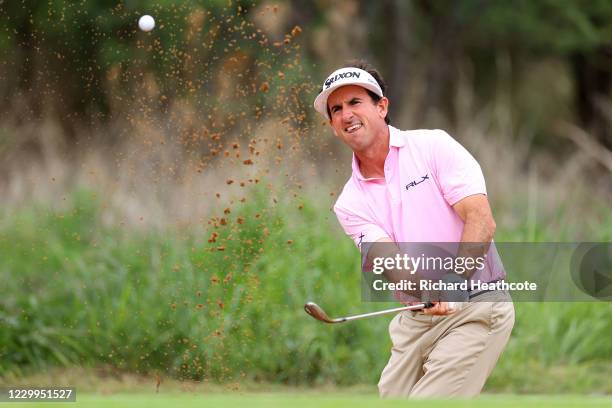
{"left": 138, "top": 15, "right": 155, "bottom": 32}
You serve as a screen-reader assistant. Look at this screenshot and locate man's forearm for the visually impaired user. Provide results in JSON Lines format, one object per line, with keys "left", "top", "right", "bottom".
{"left": 456, "top": 211, "right": 496, "bottom": 279}
{"left": 366, "top": 239, "right": 423, "bottom": 297}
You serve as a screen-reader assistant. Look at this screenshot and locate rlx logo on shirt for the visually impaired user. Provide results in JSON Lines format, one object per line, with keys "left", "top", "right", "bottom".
{"left": 406, "top": 174, "right": 429, "bottom": 190}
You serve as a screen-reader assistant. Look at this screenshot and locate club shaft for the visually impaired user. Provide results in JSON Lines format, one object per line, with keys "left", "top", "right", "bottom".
{"left": 340, "top": 303, "right": 430, "bottom": 322}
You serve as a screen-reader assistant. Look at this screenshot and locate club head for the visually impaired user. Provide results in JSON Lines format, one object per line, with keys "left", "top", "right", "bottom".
{"left": 304, "top": 302, "right": 339, "bottom": 323}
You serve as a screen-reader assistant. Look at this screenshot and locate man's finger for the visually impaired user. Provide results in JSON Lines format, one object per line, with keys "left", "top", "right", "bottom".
{"left": 423, "top": 302, "right": 456, "bottom": 315}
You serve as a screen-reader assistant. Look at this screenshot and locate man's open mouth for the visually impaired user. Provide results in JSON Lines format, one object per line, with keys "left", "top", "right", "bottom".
{"left": 345, "top": 123, "right": 363, "bottom": 133}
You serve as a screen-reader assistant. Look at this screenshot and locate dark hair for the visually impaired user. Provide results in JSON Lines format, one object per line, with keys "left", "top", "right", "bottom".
{"left": 327, "top": 60, "right": 390, "bottom": 124}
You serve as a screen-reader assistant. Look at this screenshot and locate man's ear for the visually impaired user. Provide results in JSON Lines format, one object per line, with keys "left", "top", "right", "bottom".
{"left": 377, "top": 97, "right": 389, "bottom": 119}
{"left": 329, "top": 120, "right": 338, "bottom": 137}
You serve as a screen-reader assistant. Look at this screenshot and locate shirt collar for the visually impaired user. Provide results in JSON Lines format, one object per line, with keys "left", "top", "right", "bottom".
{"left": 388, "top": 125, "right": 405, "bottom": 147}
{"left": 351, "top": 125, "right": 404, "bottom": 181}
{"left": 351, "top": 153, "right": 367, "bottom": 180}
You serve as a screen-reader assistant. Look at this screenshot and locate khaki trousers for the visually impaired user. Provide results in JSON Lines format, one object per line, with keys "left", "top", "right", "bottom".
{"left": 378, "top": 292, "right": 515, "bottom": 398}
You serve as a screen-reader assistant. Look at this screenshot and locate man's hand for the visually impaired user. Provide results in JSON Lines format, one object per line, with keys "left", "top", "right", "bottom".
{"left": 423, "top": 302, "right": 456, "bottom": 316}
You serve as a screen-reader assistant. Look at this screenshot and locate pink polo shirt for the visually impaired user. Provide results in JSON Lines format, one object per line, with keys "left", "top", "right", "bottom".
{"left": 333, "top": 126, "right": 504, "bottom": 283}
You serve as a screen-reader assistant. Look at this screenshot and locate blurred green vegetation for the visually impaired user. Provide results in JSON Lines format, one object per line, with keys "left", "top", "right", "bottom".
{"left": 2, "top": 393, "right": 612, "bottom": 408}
{"left": 0, "top": 0, "right": 315, "bottom": 161}
{"left": 2, "top": 1, "right": 612, "bottom": 153}
{"left": 0, "top": 0, "right": 611, "bottom": 396}
{"left": 1, "top": 189, "right": 611, "bottom": 393}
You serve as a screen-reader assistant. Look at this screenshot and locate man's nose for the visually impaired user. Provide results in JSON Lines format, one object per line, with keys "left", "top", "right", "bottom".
{"left": 341, "top": 105, "right": 354, "bottom": 121}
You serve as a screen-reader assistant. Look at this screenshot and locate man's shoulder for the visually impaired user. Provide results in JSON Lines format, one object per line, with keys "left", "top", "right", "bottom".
{"left": 393, "top": 127, "right": 453, "bottom": 146}
{"left": 334, "top": 176, "right": 359, "bottom": 211}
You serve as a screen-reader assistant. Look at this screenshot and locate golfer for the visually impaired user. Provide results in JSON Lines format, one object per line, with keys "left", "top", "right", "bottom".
{"left": 313, "top": 62, "right": 514, "bottom": 398}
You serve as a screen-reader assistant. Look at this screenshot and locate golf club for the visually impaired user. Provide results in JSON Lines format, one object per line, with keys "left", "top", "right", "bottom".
{"left": 304, "top": 301, "right": 435, "bottom": 324}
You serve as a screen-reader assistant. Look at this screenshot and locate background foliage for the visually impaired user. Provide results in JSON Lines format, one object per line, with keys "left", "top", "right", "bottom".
{"left": 0, "top": 0, "right": 611, "bottom": 394}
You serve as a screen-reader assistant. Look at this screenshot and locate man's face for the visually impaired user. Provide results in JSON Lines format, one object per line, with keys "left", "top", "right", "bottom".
{"left": 327, "top": 85, "right": 388, "bottom": 151}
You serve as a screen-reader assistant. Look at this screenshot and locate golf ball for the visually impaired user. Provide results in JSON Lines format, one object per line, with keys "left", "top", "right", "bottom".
{"left": 138, "top": 15, "right": 155, "bottom": 32}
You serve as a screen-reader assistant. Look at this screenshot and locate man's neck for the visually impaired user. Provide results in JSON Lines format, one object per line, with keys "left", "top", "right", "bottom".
{"left": 355, "top": 126, "right": 390, "bottom": 179}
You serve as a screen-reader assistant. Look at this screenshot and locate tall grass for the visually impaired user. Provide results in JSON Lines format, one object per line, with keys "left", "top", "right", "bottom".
{"left": 1, "top": 188, "right": 611, "bottom": 393}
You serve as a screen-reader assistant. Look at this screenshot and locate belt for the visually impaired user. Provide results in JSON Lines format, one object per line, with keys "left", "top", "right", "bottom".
{"left": 468, "top": 279, "right": 502, "bottom": 300}
{"left": 409, "top": 280, "right": 506, "bottom": 315}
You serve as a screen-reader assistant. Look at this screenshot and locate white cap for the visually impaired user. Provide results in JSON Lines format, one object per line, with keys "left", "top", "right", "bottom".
{"left": 313, "top": 67, "right": 383, "bottom": 119}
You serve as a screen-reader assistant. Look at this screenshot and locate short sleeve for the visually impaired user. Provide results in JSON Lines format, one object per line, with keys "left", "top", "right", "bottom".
{"left": 430, "top": 130, "right": 487, "bottom": 206}
{"left": 333, "top": 204, "right": 389, "bottom": 249}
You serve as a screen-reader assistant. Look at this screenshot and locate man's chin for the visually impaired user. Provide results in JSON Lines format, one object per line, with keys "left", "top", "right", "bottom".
{"left": 343, "top": 130, "right": 367, "bottom": 144}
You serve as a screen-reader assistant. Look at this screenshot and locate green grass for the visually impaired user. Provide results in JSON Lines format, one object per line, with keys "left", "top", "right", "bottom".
{"left": 2, "top": 393, "right": 612, "bottom": 408}
{"left": 1, "top": 187, "right": 612, "bottom": 393}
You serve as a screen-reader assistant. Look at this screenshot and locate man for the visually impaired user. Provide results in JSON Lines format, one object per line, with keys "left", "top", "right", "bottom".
{"left": 313, "top": 62, "right": 514, "bottom": 398}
